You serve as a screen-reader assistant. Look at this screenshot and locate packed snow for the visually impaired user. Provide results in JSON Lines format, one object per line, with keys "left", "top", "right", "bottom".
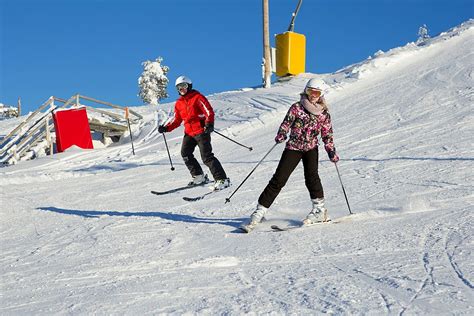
{"left": 1, "top": 20, "right": 473, "bottom": 314}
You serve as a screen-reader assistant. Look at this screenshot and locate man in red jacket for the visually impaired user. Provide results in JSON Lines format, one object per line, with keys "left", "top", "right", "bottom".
{"left": 158, "top": 76, "right": 230, "bottom": 191}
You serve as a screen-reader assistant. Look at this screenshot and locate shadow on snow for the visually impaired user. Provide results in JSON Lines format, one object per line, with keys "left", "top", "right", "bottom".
{"left": 37, "top": 206, "right": 245, "bottom": 229}
{"left": 349, "top": 156, "right": 474, "bottom": 162}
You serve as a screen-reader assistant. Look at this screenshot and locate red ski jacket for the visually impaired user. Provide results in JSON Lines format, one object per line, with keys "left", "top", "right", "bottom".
{"left": 165, "top": 90, "right": 215, "bottom": 137}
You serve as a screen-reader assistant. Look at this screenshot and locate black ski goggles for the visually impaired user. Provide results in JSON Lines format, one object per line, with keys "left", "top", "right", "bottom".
{"left": 176, "top": 83, "right": 189, "bottom": 90}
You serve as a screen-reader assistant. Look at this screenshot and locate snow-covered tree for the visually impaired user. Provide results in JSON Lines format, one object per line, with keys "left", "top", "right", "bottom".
{"left": 0, "top": 103, "right": 18, "bottom": 120}
{"left": 417, "top": 24, "right": 430, "bottom": 45}
{"left": 138, "top": 57, "right": 169, "bottom": 106}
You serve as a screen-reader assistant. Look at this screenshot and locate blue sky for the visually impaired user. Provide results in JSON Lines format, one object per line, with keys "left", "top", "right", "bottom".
{"left": 1, "top": 0, "right": 472, "bottom": 113}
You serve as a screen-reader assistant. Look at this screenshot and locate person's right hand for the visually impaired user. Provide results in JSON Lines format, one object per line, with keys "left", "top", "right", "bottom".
{"left": 158, "top": 125, "right": 167, "bottom": 133}
{"left": 275, "top": 134, "right": 286, "bottom": 144}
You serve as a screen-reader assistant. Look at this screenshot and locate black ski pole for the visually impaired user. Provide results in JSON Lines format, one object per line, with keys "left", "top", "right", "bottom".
{"left": 334, "top": 162, "right": 352, "bottom": 214}
{"left": 214, "top": 130, "right": 253, "bottom": 151}
{"left": 162, "top": 133, "right": 175, "bottom": 171}
{"left": 225, "top": 143, "right": 278, "bottom": 203}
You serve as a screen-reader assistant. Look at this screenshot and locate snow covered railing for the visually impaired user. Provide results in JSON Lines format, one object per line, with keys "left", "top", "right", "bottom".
{"left": 0, "top": 97, "right": 55, "bottom": 150}
{"left": 0, "top": 93, "right": 143, "bottom": 165}
{"left": 69, "top": 94, "right": 142, "bottom": 142}
{"left": 78, "top": 94, "right": 142, "bottom": 120}
{"left": 0, "top": 95, "right": 75, "bottom": 164}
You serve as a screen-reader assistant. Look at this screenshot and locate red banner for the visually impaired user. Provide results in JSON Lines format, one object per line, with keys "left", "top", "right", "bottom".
{"left": 53, "top": 108, "right": 93, "bottom": 153}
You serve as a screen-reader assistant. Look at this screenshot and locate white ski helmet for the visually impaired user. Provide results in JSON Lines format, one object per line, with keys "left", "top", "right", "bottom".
{"left": 305, "top": 78, "right": 329, "bottom": 94}
{"left": 175, "top": 75, "right": 192, "bottom": 87}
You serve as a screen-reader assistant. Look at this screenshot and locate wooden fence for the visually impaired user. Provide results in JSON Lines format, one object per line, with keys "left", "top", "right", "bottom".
{"left": 0, "top": 94, "right": 142, "bottom": 165}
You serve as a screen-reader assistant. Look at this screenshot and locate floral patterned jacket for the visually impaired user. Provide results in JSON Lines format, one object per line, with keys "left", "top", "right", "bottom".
{"left": 275, "top": 101, "right": 336, "bottom": 154}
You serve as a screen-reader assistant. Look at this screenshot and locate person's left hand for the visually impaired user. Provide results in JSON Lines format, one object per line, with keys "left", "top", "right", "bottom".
{"left": 204, "top": 123, "right": 214, "bottom": 134}
{"left": 328, "top": 150, "right": 339, "bottom": 163}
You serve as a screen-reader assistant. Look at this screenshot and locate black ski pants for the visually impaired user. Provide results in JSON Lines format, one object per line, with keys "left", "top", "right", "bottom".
{"left": 181, "top": 133, "right": 227, "bottom": 181}
{"left": 258, "top": 148, "right": 324, "bottom": 208}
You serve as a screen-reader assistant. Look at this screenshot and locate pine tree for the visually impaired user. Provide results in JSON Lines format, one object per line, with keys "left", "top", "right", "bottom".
{"left": 138, "top": 57, "right": 169, "bottom": 106}
{"left": 417, "top": 24, "right": 430, "bottom": 45}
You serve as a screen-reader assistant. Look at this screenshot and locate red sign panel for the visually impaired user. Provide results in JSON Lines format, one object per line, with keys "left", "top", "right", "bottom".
{"left": 53, "top": 108, "right": 93, "bottom": 153}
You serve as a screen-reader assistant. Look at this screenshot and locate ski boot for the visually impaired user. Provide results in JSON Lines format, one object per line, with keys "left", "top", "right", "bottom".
{"left": 303, "top": 198, "right": 329, "bottom": 225}
{"left": 211, "top": 178, "right": 231, "bottom": 191}
{"left": 188, "top": 174, "right": 209, "bottom": 186}
{"left": 240, "top": 204, "right": 268, "bottom": 233}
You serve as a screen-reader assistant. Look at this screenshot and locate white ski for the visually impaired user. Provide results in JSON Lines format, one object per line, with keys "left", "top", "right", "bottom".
{"left": 271, "top": 220, "right": 332, "bottom": 232}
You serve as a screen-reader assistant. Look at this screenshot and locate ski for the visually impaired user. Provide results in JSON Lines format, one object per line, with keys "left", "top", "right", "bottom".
{"left": 271, "top": 220, "right": 332, "bottom": 232}
{"left": 150, "top": 182, "right": 208, "bottom": 196}
{"left": 182, "top": 191, "right": 215, "bottom": 202}
{"left": 270, "top": 214, "right": 356, "bottom": 231}
{"left": 182, "top": 186, "right": 230, "bottom": 202}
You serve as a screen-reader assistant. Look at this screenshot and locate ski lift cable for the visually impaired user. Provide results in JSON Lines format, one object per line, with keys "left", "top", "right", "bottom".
{"left": 287, "top": 0, "right": 303, "bottom": 32}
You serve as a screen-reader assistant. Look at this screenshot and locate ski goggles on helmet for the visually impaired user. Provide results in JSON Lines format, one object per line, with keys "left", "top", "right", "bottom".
{"left": 305, "top": 87, "right": 323, "bottom": 98}
{"left": 176, "top": 82, "right": 189, "bottom": 90}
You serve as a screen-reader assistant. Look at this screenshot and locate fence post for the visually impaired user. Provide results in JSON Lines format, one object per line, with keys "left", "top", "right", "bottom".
{"left": 45, "top": 116, "right": 53, "bottom": 155}
{"left": 17, "top": 97, "right": 21, "bottom": 117}
{"left": 49, "top": 99, "right": 54, "bottom": 155}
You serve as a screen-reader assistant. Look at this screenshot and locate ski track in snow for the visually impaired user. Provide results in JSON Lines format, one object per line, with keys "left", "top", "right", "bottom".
{"left": 1, "top": 20, "right": 474, "bottom": 314}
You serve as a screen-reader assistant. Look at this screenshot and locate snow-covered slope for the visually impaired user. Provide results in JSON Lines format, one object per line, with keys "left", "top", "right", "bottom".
{"left": 1, "top": 20, "right": 473, "bottom": 314}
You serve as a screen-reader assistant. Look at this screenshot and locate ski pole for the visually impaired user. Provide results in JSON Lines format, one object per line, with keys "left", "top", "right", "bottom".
{"left": 334, "top": 162, "right": 353, "bottom": 214}
{"left": 225, "top": 143, "right": 278, "bottom": 203}
{"left": 125, "top": 108, "right": 135, "bottom": 155}
{"left": 162, "top": 133, "right": 175, "bottom": 171}
{"left": 214, "top": 130, "right": 253, "bottom": 151}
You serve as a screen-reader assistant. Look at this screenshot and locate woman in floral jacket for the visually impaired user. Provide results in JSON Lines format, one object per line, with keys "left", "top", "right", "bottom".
{"left": 241, "top": 78, "right": 339, "bottom": 232}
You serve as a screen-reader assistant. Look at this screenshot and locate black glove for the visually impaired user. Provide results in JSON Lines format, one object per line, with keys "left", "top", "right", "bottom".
{"left": 204, "top": 122, "right": 214, "bottom": 134}
{"left": 158, "top": 125, "right": 167, "bottom": 133}
{"left": 328, "top": 150, "right": 340, "bottom": 163}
